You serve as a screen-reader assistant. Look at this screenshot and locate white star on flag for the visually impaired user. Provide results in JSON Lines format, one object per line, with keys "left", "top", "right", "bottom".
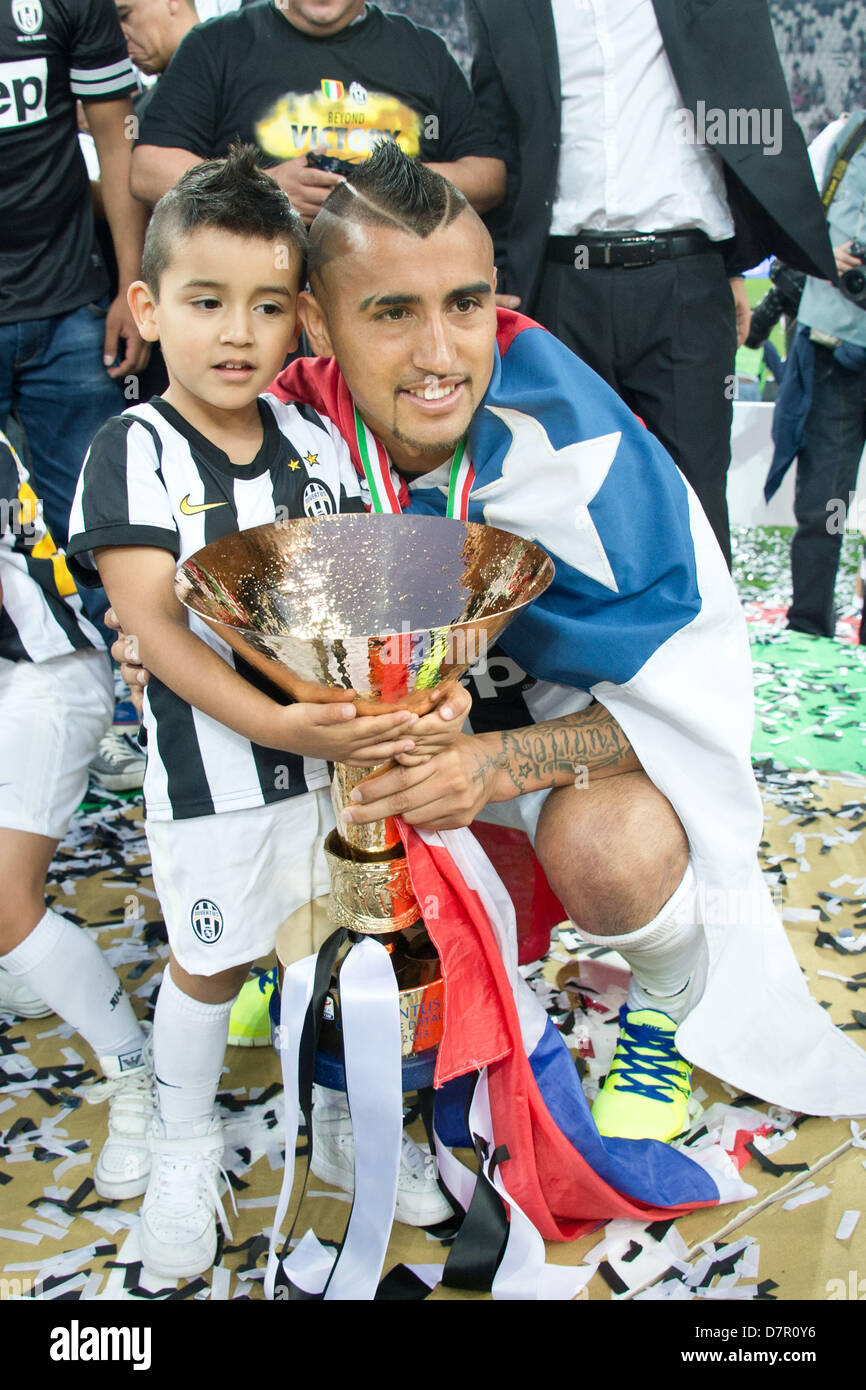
{"left": 471, "top": 407, "right": 621, "bottom": 592}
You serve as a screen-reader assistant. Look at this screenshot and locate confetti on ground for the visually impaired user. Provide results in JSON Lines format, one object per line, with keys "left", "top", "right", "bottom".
{"left": 2, "top": 534, "right": 865, "bottom": 1301}
{"left": 835, "top": 1210, "right": 860, "bottom": 1241}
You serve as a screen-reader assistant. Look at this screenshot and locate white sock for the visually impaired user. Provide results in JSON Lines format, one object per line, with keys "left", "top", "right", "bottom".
{"left": 152, "top": 964, "right": 234, "bottom": 1138}
{"left": 1, "top": 909, "right": 144, "bottom": 1066}
{"left": 572, "top": 864, "right": 706, "bottom": 1024}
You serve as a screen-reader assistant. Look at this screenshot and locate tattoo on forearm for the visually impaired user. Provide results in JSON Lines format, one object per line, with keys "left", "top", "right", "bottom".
{"left": 496, "top": 704, "right": 635, "bottom": 795}
{"left": 469, "top": 746, "right": 506, "bottom": 796}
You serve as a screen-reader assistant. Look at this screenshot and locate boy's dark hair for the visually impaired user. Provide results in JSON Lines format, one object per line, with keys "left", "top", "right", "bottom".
{"left": 307, "top": 139, "right": 468, "bottom": 285}
{"left": 141, "top": 144, "right": 308, "bottom": 294}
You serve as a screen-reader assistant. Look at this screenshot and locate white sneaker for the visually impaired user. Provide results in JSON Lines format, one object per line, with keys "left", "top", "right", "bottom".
{"left": 0, "top": 965, "right": 54, "bottom": 1019}
{"left": 311, "top": 1101, "right": 454, "bottom": 1228}
{"left": 139, "top": 1117, "right": 233, "bottom": 1281}
{"left": 86, "top": 1042, "right": 155, "bottom": 1201}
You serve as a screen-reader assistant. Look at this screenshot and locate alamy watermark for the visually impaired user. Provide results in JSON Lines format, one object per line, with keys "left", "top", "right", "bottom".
{"left": 0, "top": 496, "right": 37, "bottom": 539}
{"left": 49, "top": 1320, "right": 152, "bottom": 1370}
{"left": 0, "top": 1275, "right": 44, "bottom": 1299}
{"left": 826, "top": 492, "right": 866, "bottom": 535}
{"left": 826, "top": 1269, "right": 865, "bottom": 1299}
{"left": 674, "top": 102, "right": 782, "bottom": 157}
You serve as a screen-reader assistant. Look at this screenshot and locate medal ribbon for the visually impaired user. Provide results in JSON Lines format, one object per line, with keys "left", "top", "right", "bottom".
{"left": 353, "top": 404, "right": 474, "bottom": 519}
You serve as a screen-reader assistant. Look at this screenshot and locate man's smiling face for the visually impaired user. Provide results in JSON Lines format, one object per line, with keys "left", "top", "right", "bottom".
{"left": 300, "top": 211, "right": 498, "bottom": 475}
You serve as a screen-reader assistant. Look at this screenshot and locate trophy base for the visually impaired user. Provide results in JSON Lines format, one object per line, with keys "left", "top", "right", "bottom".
{"left": 323, "top": 925, "right": 444, "bottom": 1058}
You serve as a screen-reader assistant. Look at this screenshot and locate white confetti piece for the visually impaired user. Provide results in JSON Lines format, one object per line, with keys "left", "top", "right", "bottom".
{"left": 21, "top": 1219, "right": 70, "bottom": 1241}
{"left": 634, "top": 1278, "right": 694, "bottom": 1301}
{"left": 52, "top": 1153, "right": 92, "bottom": 1180}
{"left": 782, "top": 1184, "right": 832, "bottom": 1211}
{"left": 836, "top": 1211, "right": 860, "bottom": 1241}
{"left": 79, "top": 1272, "right": 107, "bottom": 1300}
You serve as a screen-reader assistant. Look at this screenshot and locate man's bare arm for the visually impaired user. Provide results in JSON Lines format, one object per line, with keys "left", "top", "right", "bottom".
{"left": 84, "top": 98, "right": 150, "bottom": 375}
{"left": 483, "top": 702, "right": 641, "bottom": 799}
{"left": 131, "top": 145, "right": 204, "bottom": 205}
{"left": 424, "top": 155, "right": 506, "bottom": 214}
{"left": 342, "top": 701, "right": 641, "bottom": 831}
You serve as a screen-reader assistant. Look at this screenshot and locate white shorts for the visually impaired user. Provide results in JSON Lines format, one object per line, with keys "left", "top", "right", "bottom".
{"left": 146, "top": 788, "right": 335, "bottom": 977}
{"left": 0, "top": 648, "right": 113, "bottom": 840}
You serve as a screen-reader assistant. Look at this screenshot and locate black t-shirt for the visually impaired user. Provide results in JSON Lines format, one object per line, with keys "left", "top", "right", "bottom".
{"left": 0, "top": 0, "right": 136, "bottom": 323}
{"left": 138, "top": 1, "right": 498, "bottom": 167}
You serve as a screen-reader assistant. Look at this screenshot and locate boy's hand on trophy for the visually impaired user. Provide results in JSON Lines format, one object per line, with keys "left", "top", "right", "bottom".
{"left": 106, "top": 608, "right": 148, "bottom": 715}
{"left": 393, "top": 682, "right": 472, "bottom": 765}
{"left": 280, "top": 701, "right": 420, "bottom": 765}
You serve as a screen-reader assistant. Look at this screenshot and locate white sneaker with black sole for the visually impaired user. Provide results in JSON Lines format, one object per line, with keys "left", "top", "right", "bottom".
{"left": 311, "top": 1101, "right": 454, "bottom": 1227}
{"left": 0, "top": 965, "right": 54, "bottom": 1019}
{"left": 139, "top": 1116, "right": 234, "bottom": 1281}
{"left": 89, "top": 728, "right": 145, "bottom": 792}
{"left": 85, "top": 1042, "right": 156, "bottom": 1201}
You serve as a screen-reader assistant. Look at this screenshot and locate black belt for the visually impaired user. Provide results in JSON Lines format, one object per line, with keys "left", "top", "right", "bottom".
{"left": 546, "top": 229, "right": 716, "bottom": 269}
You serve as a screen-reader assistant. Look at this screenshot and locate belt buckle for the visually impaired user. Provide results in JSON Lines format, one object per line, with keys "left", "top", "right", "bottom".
{"left": 617, "top": 234, "right": 656, "bottom": 269}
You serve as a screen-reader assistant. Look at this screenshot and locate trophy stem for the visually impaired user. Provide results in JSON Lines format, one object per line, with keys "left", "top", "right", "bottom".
{"left": 323, "top": 780, "right": 445, "bottom": 1057}
{"left": 331, "top": 761, "right": 401, "bottom": 859}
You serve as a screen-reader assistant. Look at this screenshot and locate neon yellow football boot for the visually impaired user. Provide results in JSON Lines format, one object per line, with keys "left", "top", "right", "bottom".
{"left": 227, "top": 968, "right": 277, "bottom": 1048}
{"left": 592, "top": 1006, "right": 693, "bottom": 1143}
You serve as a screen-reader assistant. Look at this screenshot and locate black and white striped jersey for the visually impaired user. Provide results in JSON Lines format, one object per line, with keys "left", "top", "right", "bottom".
{"left": 0, "top": 431, "right": 104, "bottom": 663}
{"left": 66, "top": 393, "right": 364, "bottom": 822}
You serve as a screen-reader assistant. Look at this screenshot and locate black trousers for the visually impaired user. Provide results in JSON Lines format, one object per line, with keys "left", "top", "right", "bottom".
{"left": 788, "top": 344, "right": 866, "bottom": 638}
{"left": 534, "top": 250, "right": 737, "bottom": 566}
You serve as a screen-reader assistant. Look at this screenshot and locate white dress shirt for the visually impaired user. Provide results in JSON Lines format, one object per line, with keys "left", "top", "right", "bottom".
{"left": 549, "top": 0, "right": 734, "bottom": 239}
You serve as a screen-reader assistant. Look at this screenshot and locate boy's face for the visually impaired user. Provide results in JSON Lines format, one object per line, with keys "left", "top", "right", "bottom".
{"left": 130, "top": 228, "right": 302, "bottom": 427}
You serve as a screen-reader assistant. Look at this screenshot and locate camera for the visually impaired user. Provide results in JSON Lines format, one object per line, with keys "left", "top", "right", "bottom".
{"left": 839, "top": 239, "right": 866, "bottom": 310}
{"left": 745, "top": 258, "right": 806, "bottom": 349}
{"left": 306, "top": 150, "right": 357, "bottom": 177}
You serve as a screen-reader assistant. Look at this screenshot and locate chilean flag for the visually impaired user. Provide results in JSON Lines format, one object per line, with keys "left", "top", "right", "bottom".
{"left": 399, "top": 822, "right": 750, "bottom": 1257}
{"left": 272, "top": 312, "right": 866, "bottom": 1255}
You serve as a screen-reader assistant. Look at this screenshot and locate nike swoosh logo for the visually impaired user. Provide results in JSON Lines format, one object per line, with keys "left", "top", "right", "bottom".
{"left": 179, "top": 495, "right": 228, "bottom": 516}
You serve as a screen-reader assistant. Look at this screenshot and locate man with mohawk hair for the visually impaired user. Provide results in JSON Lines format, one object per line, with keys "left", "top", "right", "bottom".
{"left": 117, "top": 143, "right": 866, "bottom": 1291}
{"left": 271, "top": 141, "right": 866, "bottom": 1148}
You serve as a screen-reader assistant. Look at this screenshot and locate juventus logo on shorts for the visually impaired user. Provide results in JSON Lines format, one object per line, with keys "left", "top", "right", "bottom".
{"left": 190, "top": 899, "right": 224, "bottom": 944}
{"left": 302, "top": 481, "right": 335, "bottom": 517}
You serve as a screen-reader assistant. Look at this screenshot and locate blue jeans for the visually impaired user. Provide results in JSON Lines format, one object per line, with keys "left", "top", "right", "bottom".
{"left": 0, "top": 296, "right": 125, "bottom": 637}
{"left": 0, "top": 296, "right": 125, "bottom": 545}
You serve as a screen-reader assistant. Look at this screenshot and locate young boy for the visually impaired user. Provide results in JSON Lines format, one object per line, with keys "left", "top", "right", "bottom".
{"left": 0, "top": 430, "right": 153, "bottom": 1200}
{"left": 66, "top": 147, "right": 464, "bottom": 1281}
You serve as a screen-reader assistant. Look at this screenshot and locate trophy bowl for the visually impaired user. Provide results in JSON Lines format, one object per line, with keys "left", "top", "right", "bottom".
{"left": 175, "top": 514, "right": 555, "bottom": 1061}
{"left": 173, "top": 513, "right": 554, "bottom": 714}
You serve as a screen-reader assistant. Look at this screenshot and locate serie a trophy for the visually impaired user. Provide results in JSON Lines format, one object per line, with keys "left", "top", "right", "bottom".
{"left": 175, "top": 514, "right": 553, "bottom": 1073}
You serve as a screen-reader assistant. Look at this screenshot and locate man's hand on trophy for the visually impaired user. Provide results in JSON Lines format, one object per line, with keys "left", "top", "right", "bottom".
{"left": 279, "top": 701, "right": 422, "bottom": 765}
{"left": 339, "top": 734, "right": 499, "bottom": 830}
{"left": 392, "top": 682, "right": 472, "bottom": 765}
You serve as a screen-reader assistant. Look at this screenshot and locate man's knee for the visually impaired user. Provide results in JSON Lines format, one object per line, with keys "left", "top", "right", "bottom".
{"left": 534, "top": 772, "right": 689, "bottom": 935}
